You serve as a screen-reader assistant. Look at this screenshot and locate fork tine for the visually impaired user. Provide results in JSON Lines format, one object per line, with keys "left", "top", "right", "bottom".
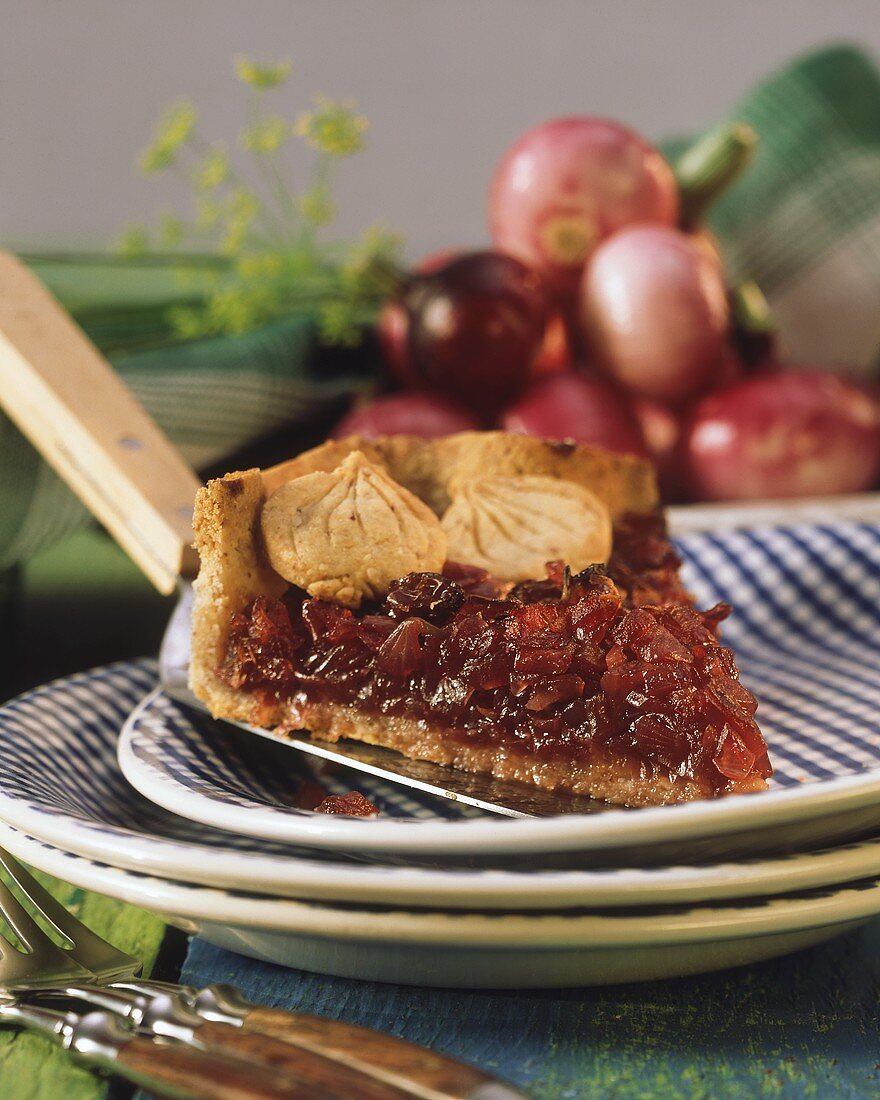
{"left": 0, "top": 877, "right": 92, "bottom": 989}
{"left": 0, "top": 848, "right": 139, "bottom": 982}
{"left": 0, "top": 851, "right": 72, "bottom": 946}
{"left": 0, "top": 875, "right": 48, "bottom": 954}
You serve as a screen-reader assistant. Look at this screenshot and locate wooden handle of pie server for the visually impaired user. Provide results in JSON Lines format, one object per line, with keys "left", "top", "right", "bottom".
{"left": 0, "top": 250, "right": 201, "bottom": 593}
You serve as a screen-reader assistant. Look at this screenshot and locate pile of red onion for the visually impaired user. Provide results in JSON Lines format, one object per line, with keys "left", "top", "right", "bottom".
{"left": 333, "top": 116, "right": 880, "bottom": 503}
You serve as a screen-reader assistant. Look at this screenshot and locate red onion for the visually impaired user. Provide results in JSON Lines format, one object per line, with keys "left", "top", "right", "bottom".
{"left": 500, "top": 373, "right": 648, "bottom": 458}
{"left": 681, "top": 371, "right": 880, "bottom": 501}
{"left": 332, "top": 391, "right": 480, "bottom": 440}
{"left": 402, "top": 251, "right": 550, "bottom": 417}
{"left": 377, "top": 249, "right": 460, "bottom": 387}
{"left": 489, "top": 117, "right": 678, "bottom": 301}
{"left": 632, "top": 397, "right": 682, "bottom": 497}
{"left": 578, "top": 225, "right": 729, "bottom": 404}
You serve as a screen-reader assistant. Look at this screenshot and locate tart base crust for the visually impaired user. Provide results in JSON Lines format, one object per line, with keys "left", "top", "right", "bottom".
{"left": 228, "top": 694, "right": 766, "bottom": 807}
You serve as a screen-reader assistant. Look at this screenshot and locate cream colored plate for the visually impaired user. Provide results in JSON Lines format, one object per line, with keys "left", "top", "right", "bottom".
{"left": 3, "top": 823, "right": 877, "bottom": 989}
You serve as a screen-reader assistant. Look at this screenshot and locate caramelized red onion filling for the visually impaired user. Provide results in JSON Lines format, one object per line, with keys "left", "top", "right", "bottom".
{"left": 220, "top": 512, "right": 770, "bottom": 791}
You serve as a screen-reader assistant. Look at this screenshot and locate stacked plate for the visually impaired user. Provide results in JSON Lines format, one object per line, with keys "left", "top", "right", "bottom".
{"left": 1, "top": 512, "right": 880, "bottom": 988}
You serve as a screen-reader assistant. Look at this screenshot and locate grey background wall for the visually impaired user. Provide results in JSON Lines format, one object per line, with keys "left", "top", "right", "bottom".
{"left": 2, "top": 1, "right": 880, "bottom": 258}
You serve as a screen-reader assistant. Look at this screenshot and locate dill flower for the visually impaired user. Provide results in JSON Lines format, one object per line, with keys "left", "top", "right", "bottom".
{"left": 318, "top": 300, "right": 363, "bottom": 347}
{"left": 158, "top": 212, "right": 185, "bottom": 248}
{"left": 166, "top": 305, "right": 209, "bottom": 339}
{"left": 206, "top": 286, "right": 280, "bottom": 334}
{"left": 235, "top": 253, "right": 283, "bottom": 280}
{"left": 221, "top": 188, "right": 260, "bottom": 253}
{"left": 125, "top": 58, "right": 398, "bottom": 346}
{"left": 240, "top": 116, "right": 289, "bottom": 154}
{"left": 195, "top": 145, "right": 229, "bottom": 191}
{"left": 235, "top": 57, "right": 292, "bottom": 89}
{"left": 341, "top": 224, "right": 405, "bottom": 293}
{"left": 298, "top": 185, "right": 337, "bottom": 226}
{"left": 139, "top": 101, "right": 197, "bottom": 172}
{"left": 295, "top": 96, "right": 368, "bottom": 157}
{"left": 195, "top": 196, "right": 222, "bottom": 231}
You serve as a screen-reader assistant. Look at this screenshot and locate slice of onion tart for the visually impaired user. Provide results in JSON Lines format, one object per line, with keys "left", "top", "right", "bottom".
{"left": 189, "top": 433, "right": 771, "bottom": 808}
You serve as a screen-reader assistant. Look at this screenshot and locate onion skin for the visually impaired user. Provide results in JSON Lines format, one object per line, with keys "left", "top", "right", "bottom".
{"left": 579, "top": 225, "right": 730, "bottom": 404}
{"left": 681, "top": 371, "right": 880, "bottom": 502}
{"left": 377, "top": 299, "right": 412, "bottom": 385}
{"left": 377, "top": 249, "right": 459, "bottom": 387}
{"left": 331, "top": 391, "right": 480, "bottom": 440}
{"left": 632, "top": 397, "right": 683, "bottom": 498}
{"left": 714, "top": 346, "right": 746, "bottom": 387}
{"left": 404, "top": 250, "right": 549, "bottom": 417}
{"left": 531, "top": 312, "right": 574, "bottom": 377}
{"left": 500, "top": 372, "right": 648, "bottom": 458}
{"left": 489, "top": 117, "right": 678, "bottom": 301}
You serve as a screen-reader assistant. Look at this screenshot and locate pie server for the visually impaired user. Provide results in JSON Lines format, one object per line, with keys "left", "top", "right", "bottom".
{"left": 0, "top": 250, "right": 609, "bottom": 819}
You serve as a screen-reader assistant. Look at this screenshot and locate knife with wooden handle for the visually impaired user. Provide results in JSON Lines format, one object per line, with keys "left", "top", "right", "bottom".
{"left": 113, "top": 980, "right": 528, "bottom": 1099}
{"left": 55, "top": 981, "right": 438, "bottom": 1100}
{"left": 185, "top": 983, "right": 528, "bottom": 1100}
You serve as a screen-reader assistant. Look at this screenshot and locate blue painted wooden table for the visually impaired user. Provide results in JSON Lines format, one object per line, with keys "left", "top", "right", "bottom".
{"left": 173, "top": 920, "right": 880, "bottom": 1099}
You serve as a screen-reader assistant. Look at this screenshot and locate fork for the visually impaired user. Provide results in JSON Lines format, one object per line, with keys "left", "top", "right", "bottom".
{"left": 0, "top": 846, "right": 528, "bottom": 1099}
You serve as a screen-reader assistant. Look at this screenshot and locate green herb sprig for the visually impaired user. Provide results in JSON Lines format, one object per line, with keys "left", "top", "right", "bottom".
{"left": 117, "top": 58, "right": 402, "bottom": 345}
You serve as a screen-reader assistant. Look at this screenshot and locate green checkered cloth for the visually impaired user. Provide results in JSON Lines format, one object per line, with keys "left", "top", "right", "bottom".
{"left": 2, "top": 43, "right": 880, "bottom": 573}
{"left": 684, "top": 43, "right": 880, "bottom": 373}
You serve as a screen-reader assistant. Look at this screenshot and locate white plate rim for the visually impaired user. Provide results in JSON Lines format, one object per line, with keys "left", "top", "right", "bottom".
{"left": 3, "top": 822, "right": 879, "bottom": 949}
{"left": 119, "top": 688, "right": 880, "bottom": 856}
{"left": 667, "top": 492, "right": 880, "bottom": 534}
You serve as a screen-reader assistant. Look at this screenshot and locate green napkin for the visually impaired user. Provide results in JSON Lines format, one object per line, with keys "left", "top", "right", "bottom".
{"left": 3, "top": 43, "right": 880, "bottom": 573}
{"left": 693, "top": 43, "right": 880, "bottom": 374}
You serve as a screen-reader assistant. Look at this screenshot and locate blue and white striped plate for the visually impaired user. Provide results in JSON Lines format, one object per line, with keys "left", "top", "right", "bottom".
{"left": 4, "top": 661, "right": 880, "bottom": 905}
{"left": 114, "top": 519, "right": 880, "bottom": 859}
